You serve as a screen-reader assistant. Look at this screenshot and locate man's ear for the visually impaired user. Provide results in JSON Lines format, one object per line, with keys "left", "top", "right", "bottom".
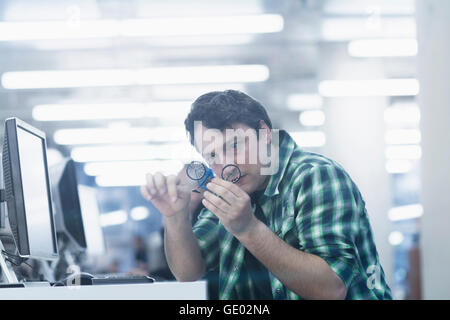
{"left": 259, "top": 120, "right": 271, "bottom": 145}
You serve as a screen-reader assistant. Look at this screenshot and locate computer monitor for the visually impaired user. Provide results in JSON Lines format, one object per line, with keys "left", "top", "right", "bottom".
{"left": 78, "top": 185, "right": 106, "bottom": 256}
{"left": 1, "top": 117, "right": 58, "bottom": 260}
{"left": 50, "top": 158, "right": 87, "bottom": 252}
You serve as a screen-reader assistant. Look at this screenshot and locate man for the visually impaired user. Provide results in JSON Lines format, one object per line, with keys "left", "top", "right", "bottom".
{"left": 141, "top": 90, "right": 392, "bottom": 300}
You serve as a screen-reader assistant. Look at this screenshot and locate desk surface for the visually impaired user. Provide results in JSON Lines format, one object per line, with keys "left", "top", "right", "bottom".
{"left": 0, "top": 281, "right": 207, "bottom": 300}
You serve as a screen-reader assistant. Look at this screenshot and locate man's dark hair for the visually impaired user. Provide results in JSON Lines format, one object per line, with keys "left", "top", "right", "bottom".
{"left": 184, "top": 90, "right": 272, "bottom": 145}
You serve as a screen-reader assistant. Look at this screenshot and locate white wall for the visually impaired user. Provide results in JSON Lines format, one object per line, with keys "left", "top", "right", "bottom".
{"left": 416, "top": 0, "right": 450, "bottom": 299}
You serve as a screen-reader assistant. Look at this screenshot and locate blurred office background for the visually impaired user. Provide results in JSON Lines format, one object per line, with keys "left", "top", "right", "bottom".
{"left": 0, "top": 0, "right": 449, "bottom": 299}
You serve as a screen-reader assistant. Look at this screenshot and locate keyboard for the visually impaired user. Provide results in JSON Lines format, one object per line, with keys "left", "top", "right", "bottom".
{"left": 91, "top": 273, "right": 155, "bottom": 285}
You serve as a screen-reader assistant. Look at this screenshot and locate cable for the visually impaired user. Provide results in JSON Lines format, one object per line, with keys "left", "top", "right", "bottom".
{"left": 0, "top": 232, "right": 14, "bottom": 239}
{"left": 0, "top": 235, "right": 34, "bottom": 269}
{"left": 1, "top": 250, "right": 33, "bottom": 269}
{"left": 2, "top": 250, "right": 22, "bottom": 265}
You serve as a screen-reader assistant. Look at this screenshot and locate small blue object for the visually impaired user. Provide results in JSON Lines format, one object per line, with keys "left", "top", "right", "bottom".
{"left": 198, "top": 167, "right": 214, "bottom": 189}
{"left": 186, "top": 161, "right": 241, "bottom": 192}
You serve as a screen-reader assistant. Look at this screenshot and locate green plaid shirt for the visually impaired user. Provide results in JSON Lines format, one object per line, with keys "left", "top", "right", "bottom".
{"left": 193, "top": 130, "right": 392, "bottom": 300}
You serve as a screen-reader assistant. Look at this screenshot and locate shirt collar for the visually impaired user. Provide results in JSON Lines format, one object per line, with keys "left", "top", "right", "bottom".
{"left": 263, "top": 130, "right": 296, "bottom": 198}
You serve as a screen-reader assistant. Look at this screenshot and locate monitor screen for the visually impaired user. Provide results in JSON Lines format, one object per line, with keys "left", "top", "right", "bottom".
{"left": 56, "top": 160, "right": 87, "bottom": 250}
{"left": 16, "top": 125, "right": 57, "bottom": 259}
{"left": 78, "top": 185, "right": 105, "bottom": 256}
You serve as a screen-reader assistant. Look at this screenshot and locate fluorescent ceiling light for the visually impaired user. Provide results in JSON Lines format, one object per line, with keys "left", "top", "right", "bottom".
{"left": 33, "top": 101, "right": 191, "bottom": 121}
{"left": 142, "top": 34, "right": 255, "bottom": 47}
{"left": 99, "top": 210, "right": 128, "bottom": 227}
{"left": 96, "top": 174, "right": 147, "bottom": 187}
{"left": 54, "top": 126, "right": 187, "bottom": 145}
{"left": 84, "top": 160, "right": 183, "bottom": 177}
{"left": 388, "top": 204, "right": 423, "bottom": 221}
{"left": 134, "top": 1, "right": 264, "bottom": 18}
{"left": 319, "top": 79, "right": 419, "bottom": 97}
{"left": 385, "top": 129, "right": 421, "bottom": 145}
{"left": 289, "top": 131, "right": 326, "bottom": 147}
{"left": 28, "top": 39, "right": 117, "bottom": 51}
{"left": 120, "top": 15, "right": 284, "bottom": 37}
{"left": 0, "top": 20, "right": 117, "bottom": 41}
{"left": 323, "top": 0, "right": 415, "bottom": 15}
{"left": 3, "top": 2, "right": 100, "bottom": 22}
{"left": 71, "top": 144, "right": 201, "bottom": 163}
{"left": 385, "top": 159, "right": 414, "bottom": 174}
{"left": 299, "top": 110, "right": 325, "bottom": 126}
{"left": 388, "top": 231, "right": 404, "bottom": 246}
{"left": 130, "top": 206, "right": 150, "bottom": 221}
{"left": 287, "top": 94, "right": 323, "bottom": 110}
{"left": 0, "top": 14, "right": 283, "bottom": 41}
{"left": 385, "top": 145, "right": 422, "bottom": 160}
{"left": 29, "top": 35, "right": 255, "bottom": 51}
{"left": 384, "top": 103, "right": 420, "bottom": 125}
{"left": 1, "top": 64, "right": 269, "bottom": 89}
{"left": 348, "top": 39, "right": 418, "bottom": 57}
{"left": 321, "top": 17, "right": 416, "bottom": 41}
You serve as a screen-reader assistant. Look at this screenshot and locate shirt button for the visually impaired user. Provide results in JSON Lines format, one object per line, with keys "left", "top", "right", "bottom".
{"left": 233, "top": 265, "right": 238, "bottom": 271}
{"left": 276, "top": 289, "right": 281, "bottom": 294}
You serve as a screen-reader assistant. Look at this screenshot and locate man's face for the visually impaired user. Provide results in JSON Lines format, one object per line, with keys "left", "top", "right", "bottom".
{"left": 193, "top": 122, "right": 270, "bottom": 194}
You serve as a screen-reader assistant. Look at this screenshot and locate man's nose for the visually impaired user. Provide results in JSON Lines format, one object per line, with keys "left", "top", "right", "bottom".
{"left": 211, "top": 163, "right": 224, "bottom": 176}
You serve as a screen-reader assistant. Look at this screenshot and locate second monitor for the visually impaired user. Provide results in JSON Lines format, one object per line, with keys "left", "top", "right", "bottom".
{"left": 50, "top": 158, "right": 106, "bottom": 256}
{"left": 50, "top": 158, "right": 87, "bottom": 252}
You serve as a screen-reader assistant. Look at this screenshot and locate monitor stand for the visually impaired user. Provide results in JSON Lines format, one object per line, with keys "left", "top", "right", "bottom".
{"left": 0, "top": 157, "right": 17, "bottom": 283}
{"left": 0, "top": 241, "right": 19, "bottom": 284}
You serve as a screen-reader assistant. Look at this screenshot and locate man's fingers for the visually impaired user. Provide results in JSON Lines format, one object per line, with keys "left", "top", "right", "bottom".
{"left": 145, "top": 173, "right": 157, "bottom": 196}
{"left": 166, "top": 175, "right": 178, "bottom": 203}
{"left": 202, "top": 198, "right": 227, "bottom": 219}
{"left": 209, "top": 178, "right": 243, "bottom": 197}
{"left": 205, "top": 182, "right": 237, "bottom": 204}
{"left": 153, "top": 172, "right": 167, "bottom": 196}
{"left": 140, "top": 185, "right": 152, "bottom": 201}
{"left": 203, "top": 190, "right": 230, "bottom": 212}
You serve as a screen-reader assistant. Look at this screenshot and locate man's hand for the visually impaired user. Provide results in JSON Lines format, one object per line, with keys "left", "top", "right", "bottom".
{"left": 141, "top": 172, "right": 191, "bottom": 219}
{"left": 202, "top": 178, "right": 257, "bottom": 236}
{"left": 142, "top": 168, "right": 207, "bottom": 282}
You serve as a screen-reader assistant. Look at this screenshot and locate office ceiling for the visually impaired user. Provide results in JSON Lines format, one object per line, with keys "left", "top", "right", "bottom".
{"left": 0, "top": 0, "right": 416, "bottom": 155}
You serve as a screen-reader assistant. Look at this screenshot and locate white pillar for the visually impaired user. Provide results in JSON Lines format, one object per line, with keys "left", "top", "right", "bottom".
{"left": 416, "top": 0, "right": 450, "bottom": 299}
{"left": 319, "top": 44, "right": 393, "bottom": 288}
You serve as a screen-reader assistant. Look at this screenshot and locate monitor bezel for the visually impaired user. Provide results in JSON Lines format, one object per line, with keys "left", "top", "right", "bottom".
{"left": 78, "top": 184, "right": 106, "bottom": 256}
{"left": 52, "top": 158, "right": 88, "bottom": 252}
{"left": 4, "top": 117, "right": 59, "bottom": 260}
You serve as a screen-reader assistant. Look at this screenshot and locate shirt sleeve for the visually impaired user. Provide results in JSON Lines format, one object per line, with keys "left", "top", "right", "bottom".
{"left": 192, "top": 208, "right": 221, "bottom": 272}
{"left": 295, "top": 164, "right": 360, "bottom": 290}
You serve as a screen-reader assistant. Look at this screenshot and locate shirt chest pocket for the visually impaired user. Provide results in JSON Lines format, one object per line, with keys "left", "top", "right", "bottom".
{"left": 269, "top": 204, "right": 297, "bottom": 245}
